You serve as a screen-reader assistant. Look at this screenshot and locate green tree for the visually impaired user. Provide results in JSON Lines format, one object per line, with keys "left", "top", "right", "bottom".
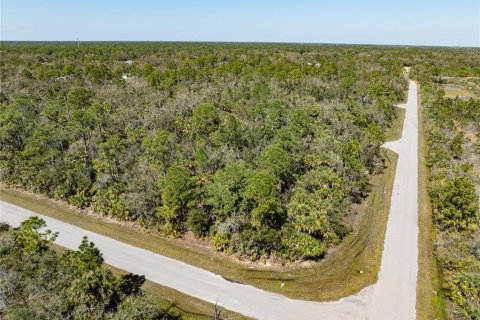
{"left": 257, "top": 144, "right": 292, "bottom": 182}
{"left": 94, "top": 134, "right": 126, "bottom": 183}
{"left": 0, "top": 221, "right": 172, "bottom": 319}
{"left": 147, "top": 69, "right": 161, "bottom": 87}
{"left": 66, "top": 87, "right": 103, "bottom": 185}
{"left": 288, "top": 187, "right": 335, "bottom": 240}
{"left": 237, "top": 227, "right": 281, "bottom": 260}
{"left": 191, "top": 104, "right": 220, "bottom": 136}
{"left": 142, "top": 130, "right": 175, "bottom": 175}
{"left": 158, "top": 166, "right": 195, "bottom": 232}
{"left": 186, "top": 208, "right": 211, "bottom": 237}
{"left": 67, "top": 87, "right": 94, "bottom": 108}
{"left": 205, "top": 162, "right": 251, "bottom": 221}
{"left": 92, "top": 134, "right": 130, "bottom": 218}
{"left": 61, "top": 236, "right": 103, "bottom": 274}
{"left": 213, "top": 114, "right": 243, "bottom": 148}
{"left": 16, "top": 216, "right": 57, "bottom": 254}
{"left": 449, "top": 132, "right": 464, "bottom": 159}
{"left": 243, "top": 171, "right": 279, "bottom": 205}
{"left": 250, "top": 198, "right": 283, "bottom": 229}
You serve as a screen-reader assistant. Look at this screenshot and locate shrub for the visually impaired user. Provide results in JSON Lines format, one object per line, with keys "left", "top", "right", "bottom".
{"left": 235, "top": 227, "right": 281, "bottom": 260}
{"left": 211, "top": 231, "right": 231, "bottom": 252}
{"left": 186, "top": 209, "right": 211, "bottom": 237}
{"left": 281, "top": 227, "right": 325, "bottom": 260}
{"left": 429, "top": 176, "right": 479, "bottom": 231}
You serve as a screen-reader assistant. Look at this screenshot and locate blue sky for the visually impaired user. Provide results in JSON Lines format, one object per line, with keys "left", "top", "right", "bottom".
{"left": 1, "top": 0, "right": 479, "bottom": 46}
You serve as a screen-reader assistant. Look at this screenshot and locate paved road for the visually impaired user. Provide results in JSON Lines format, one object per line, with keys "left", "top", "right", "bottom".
{"left": 369, "top": 78, "right": 419, "bottom": 319}
{"left": 0, "top": 79, "right": 419, "bottom": 320}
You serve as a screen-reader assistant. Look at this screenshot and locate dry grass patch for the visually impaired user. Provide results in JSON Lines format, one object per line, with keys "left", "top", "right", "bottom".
{"left": 440, "top": 84, "right": 477, "bottom": 99}
{"left": 386, "top": 107, "right": 405, "bottom": 141}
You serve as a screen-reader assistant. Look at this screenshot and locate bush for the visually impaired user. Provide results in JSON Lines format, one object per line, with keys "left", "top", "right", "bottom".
{"left": 211, "top": 231, "right": 231, "bottom": 252}
{"left": 420, "top": 75, "right": 480, "bottom": 318}
{"left": 281, "top": 227, "right": 326, "bottom": 260}
{"left": 235, "top": 227, "right": 281, "bottom": 260}
{"left": 444, "top": 272, "right": 480, "bottom": 319}
{"left": 186, "top": 209, "right": 211, "bottom": 237}
{"left": 429, "top": 176, "right": 479, "bottom": 231}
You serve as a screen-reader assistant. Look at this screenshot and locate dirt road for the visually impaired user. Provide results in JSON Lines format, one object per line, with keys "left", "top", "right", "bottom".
{"left": 0, "top": 78, "right": 419, "bottom": 320}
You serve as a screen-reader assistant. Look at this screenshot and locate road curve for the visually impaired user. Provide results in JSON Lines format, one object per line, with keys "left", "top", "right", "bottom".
{"left": 0, "top": 78, "right": 419, "bottom": 320}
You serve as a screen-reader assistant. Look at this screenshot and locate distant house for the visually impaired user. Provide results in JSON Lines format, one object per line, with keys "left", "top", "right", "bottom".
{"left": 55, "top": 75, "right": 74, "bottom": 81}
{"left": 121, "top": 73, "right": 138, "bottom": 82}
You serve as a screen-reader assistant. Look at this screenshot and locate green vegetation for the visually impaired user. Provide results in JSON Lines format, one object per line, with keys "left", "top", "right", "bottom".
{"left": 417, "top": 91, "right": 446, "bottom": 320}
{"left": 0, "top": 143, "right": 398, "bottom": 301}
{"left": 0, "top": 42, "right": 407, "bottom": 262}
{"left": 102, "top": 264, "right": 247, "bottom": 320}
{"left": 0, "top": 217, "right": 181, "bottom": 319}
{"left": 411, "top": 49, "right": 480, "bottom": 319}
{"left": 3, "top": 43, "right": 478, "bottom": 316}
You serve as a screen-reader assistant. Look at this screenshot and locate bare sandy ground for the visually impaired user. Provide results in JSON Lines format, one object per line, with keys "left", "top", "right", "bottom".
{"left": 0, "top": 78, "right": 419, "bottom": 320}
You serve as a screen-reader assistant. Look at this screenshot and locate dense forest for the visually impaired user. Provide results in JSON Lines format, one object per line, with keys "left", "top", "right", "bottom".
{"left": 0, "top": 217, "right": 180, "bottom": 319}
{"left": 0, "top": 43, "right": 406, "bottom": 261}
{"left": 411, "top": 49, "right": 480, "bottom": 319}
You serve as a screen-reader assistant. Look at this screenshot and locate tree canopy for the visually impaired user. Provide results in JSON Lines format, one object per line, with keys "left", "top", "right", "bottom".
{"left": 0, "top": 42, "right": 409, "bottom": 261}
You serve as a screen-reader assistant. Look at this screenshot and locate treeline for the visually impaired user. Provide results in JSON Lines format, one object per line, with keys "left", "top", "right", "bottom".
{"left": 0, "top": 217, "right": 180, "bottom": 319}
{"left": 411, "top": 49, "right": 480, "bottom": 319}
{"left": 0, "top": 43, "right": 406, "bottom": 261}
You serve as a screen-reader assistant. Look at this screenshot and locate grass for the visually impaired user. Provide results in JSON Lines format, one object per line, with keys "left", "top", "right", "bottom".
{"left": 440, "top": 85, "right": 477, "bottom": 99}
{"left": 0, "top": 106, "right": 403, "bottom": 302}
{"left": 386, "top": 107, "right": 406, "bottom": 141}
{"left": 416, "top": 84, "right": 446, "bottom": 320}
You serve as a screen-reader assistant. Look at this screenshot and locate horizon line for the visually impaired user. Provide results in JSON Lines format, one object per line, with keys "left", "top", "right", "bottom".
{"left": 1, "top": 40, "right": 479, "bottom": 49}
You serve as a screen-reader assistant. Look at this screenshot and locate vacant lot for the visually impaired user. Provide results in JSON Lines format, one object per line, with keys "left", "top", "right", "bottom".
{"left": 1, "top": 125, "right": 400, "bottom": 302}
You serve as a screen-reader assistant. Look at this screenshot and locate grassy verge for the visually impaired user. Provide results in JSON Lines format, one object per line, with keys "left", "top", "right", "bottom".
{"left": 0, "top": 107, "right": 403, "bottom": 301}
{"left": 416, "top": 85, "right": 446, "bottom": 320}
{"left": 386, "top": 107, "right": 405, "bottom": 141}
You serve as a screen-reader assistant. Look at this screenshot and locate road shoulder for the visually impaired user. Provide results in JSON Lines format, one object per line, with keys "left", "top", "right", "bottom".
{"left": 416, "top": 82, "right": 446, "bottom": 320}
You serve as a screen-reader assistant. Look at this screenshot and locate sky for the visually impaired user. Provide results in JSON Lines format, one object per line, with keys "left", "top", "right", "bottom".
{"left": 1, "top": 0, "right": 479, "bottom": 47}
